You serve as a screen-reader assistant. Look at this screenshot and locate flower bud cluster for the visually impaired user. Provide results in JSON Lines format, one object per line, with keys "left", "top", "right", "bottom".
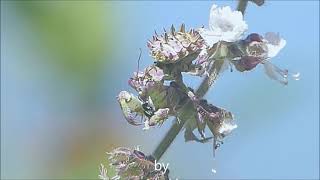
{"left": 99, "top": 147, "right": 169, "bottom": 180}
{"left": 147, "top": 24, "right": 206, "bottom": 63}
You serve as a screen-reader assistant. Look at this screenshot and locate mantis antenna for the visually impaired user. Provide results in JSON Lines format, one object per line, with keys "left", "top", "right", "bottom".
{"left": 137, "top": 48, "right": 142, "bottom": 73}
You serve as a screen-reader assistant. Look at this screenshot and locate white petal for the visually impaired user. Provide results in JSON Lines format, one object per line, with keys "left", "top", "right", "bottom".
{"left": 264, "top": 32, "right": 286, "bottom": 58}
{"left": 201, "top": 4, "right": 248, "bottom": 46}
{"left": 263, "top": 61, "right": 300, "bottom": 84}
{"left": 263, "top": 61, "right": 288, "bottom": 85}
{"left": 198, "top": 28, "right": 222, "bottom": 47}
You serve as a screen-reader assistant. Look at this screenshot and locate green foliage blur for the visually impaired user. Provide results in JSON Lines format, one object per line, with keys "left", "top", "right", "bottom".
{"left": 15, "top": 1, "right": 115, "bottom": 103}
{"left": 2, "top": 1, "right": 124, "bottom": 179}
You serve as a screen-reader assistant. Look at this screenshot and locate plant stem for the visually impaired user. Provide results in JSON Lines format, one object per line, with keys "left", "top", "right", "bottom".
{"left": 152, "top": 102, "right": 193, "bottom": 160}
{"left": 237, "top": 0, "right": 248, "bottom": 14}
{"left": 152, "top": 1, "right": 250, "bottom": 161}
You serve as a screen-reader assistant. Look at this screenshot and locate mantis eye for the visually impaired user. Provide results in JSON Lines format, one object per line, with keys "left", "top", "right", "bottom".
{"left": 125, "top": 96, "right": 132, "bottom": 103}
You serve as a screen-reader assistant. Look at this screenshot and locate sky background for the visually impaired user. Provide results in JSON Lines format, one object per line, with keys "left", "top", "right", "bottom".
{"left": 1, "top": 1, "right": 319, "bottom": 179}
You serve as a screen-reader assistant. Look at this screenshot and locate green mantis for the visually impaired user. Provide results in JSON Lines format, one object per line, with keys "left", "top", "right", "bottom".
{"left": 117, "top": 65, "right": 188, "bottom": 130}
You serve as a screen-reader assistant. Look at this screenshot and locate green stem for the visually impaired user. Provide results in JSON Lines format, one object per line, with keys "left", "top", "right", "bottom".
{"left": 195, "top": 60, "right": 224, "bottom": 97}
{"left": 152, "top": 1, "right": 250, "bottom": 161}
{"left": 237, "top": 0, "right": 248, "bottom": 14}
{"left": 152, "top": 102, "right": 194, "bottom": 160}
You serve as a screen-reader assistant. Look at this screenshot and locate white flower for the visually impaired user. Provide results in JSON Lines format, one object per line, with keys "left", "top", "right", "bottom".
{"left": 199, "top": 4, "right": 248, "bottom": 47}
{"left": 264, "top": 32, "right": 286, "bottom": 58}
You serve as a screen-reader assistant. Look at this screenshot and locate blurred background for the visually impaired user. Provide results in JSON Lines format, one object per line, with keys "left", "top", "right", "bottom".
{"left": 1, "top": 1, "right": 319, "bottom": 179}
